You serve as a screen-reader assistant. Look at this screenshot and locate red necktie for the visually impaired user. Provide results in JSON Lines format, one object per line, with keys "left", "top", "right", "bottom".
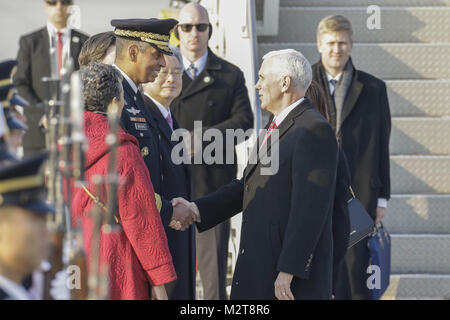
{"left": 57, "top": 31, "right": 63, "bottom": 77}
{"left": 261, "top": 121, "right": 277, "bottom": 147}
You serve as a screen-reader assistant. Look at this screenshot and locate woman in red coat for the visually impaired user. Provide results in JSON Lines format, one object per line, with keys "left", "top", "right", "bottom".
{"left": 71, "top": 63, "right": 176, "bottom": 299}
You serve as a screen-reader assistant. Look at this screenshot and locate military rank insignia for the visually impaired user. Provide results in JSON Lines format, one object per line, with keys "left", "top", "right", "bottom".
{"left": 126, "top": 107, "right": 141, "bottom": 115}
{"left": 130, "top": 117, "right": 146, "bottom": 123}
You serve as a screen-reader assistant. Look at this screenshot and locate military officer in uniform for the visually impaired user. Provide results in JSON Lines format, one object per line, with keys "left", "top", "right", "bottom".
{"left": 110, "top": 18, "right": 197, "bottom": 249}
{"left": 0, "top": 153, "right": 54, "bottom": 299}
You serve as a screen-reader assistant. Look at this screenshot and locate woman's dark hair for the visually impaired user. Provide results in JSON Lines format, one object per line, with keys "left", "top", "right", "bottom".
{"left": 80, "top": 63, "right": 123, "bottom": 113}
{"left": 305, "top": 80, "right": 329, "bottom": 121}
{"left": 78, "top": 31, "right": 116, "bottom": 67}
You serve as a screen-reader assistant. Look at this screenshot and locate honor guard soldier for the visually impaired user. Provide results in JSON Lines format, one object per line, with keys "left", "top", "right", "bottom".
{"left": 0, "top": 60, "right": 29, "bottom": 158}
{"left": 111, "top": 18, "right": 197, "bottom": 239}
{"left": 0, "top": 153, "right": 54, "bottom": 299}
{"left": 0, "top": 60, "right": 25, "bottom": 163}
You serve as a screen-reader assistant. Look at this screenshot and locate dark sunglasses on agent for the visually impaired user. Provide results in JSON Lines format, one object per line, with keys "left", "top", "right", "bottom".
{"left": 178, "top": 23, "right": 209, "bottom": 33}
{"left": 45, "top": 0, "right": 73, "bottom": 6}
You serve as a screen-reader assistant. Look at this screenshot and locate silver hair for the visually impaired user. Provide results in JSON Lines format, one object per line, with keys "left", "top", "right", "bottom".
{"left": 262, "top": 49, "right": 312, "bottom": 91}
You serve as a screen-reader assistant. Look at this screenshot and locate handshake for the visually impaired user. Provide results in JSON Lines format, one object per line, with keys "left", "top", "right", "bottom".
{"left": 169, "top": 197, "right": 200, "bottom": 231}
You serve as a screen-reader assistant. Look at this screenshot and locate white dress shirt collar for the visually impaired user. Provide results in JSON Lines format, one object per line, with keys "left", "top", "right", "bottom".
{"left": 0, "top": 275, "right": 32, "bottom": 300}
{"left": 182, "top": 51, "right": 208, "bottom": 79}
{"left": 144, "top": 93, "right": 171, "bottom": 119}
{"left": 272, "top": 97, "right": 305, "bottom": 127}
{"left": 326, "top": 72, "right": 342, "bottom": 95}
{"left": 326, "top": 72, "right": 342, "bottom": 82}
{"left": 113, "top": 64, "right": 138, "bottom": 94}
{"left": 47, "top": 22, "right": 71, "bottom": 45}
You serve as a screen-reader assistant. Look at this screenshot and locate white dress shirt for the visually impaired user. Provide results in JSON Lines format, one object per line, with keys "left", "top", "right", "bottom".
{"left": 272, "top": 97, "right": 305, "bottom": 127}
{"left": 182, "top": 51, "right": 208, "bottom": 79}
{"left": 47, "top": 22, "right": 71, "bottom": 76}
{"left": 144, "top": 93, "right": 173, "bottom": 125}
{"left": 113, "top": 64, "right": 138, "bottom": 94}
{"left": 325, "top": 72, "right": 342, "bottom": 96}
{"left": 0, "top": 275, "right": 32, "bottom": 300}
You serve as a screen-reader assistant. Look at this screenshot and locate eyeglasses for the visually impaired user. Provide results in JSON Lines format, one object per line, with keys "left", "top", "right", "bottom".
{"left": 45, "top": 0, "right": 73, "bottom": 6}
{"left": 178, "top": 23, "right": 209, "bottom": 33}
{"left": 159, "top": 70, "right": 183, "bottom": 77}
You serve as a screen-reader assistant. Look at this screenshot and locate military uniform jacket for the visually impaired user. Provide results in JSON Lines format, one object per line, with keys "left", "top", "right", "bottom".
{"left": 0, "top": 288, "right": 9, "bottom": 300}
{"left": 312, "top": 61, "right": 391, "bottom": 218}
{"left": 14, "top": 27, "right": 89, "bottom": 150}
{"left": 195, "top": 99, "right": 338, "bottom": 299}
{"left": 170, "top": 49, "right": 253, "bottom": 199}
{"left": 120, "top": 79, "right": 173, "bottom": 218}
{"left": 0, "top": 276, "right": 31, "bottom": 300}
{"left": 144, "top": 96, "right": 196, "bottom": 299}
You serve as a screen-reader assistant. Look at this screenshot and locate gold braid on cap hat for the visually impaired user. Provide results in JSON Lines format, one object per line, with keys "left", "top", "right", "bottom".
{"left": 114, "top": 28, "right": 170, "bottom": 46}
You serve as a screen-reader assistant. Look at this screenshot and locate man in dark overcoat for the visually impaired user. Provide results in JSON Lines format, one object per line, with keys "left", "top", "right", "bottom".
{"left": 172, "top": 49, "right": 338, "bottom": 300}
{"left": 312, "top": 15, "right": 391, "bottom": 299}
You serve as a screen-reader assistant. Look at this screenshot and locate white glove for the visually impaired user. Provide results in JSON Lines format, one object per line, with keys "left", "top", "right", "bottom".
{"left": 50, "top": 269, "right": 70, "bottom": 300}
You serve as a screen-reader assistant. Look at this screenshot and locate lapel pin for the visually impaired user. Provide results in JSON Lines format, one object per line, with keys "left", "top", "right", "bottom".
{"left": 72, "top": 36, "right": 80, "bottom": 43}
{"left": 203, "top": 76, "right": 211, "bottom": 83}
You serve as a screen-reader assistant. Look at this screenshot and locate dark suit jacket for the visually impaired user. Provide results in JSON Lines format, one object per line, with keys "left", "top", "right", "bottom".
{"left": 119, "top": 79, "right": 173, "bottom": 220}
{"left": 170, "top": 49, "right": 253, "bottom": 199}
{"left": 194, "top": 98, "right": 338, "bottom": 299}
{"left": 14, "top": 27, "right": 88, "bottom": 150}
{"left": 143, "top": 95, "right": 196, "bottom": 300}
{"left": 312, "top": 60, "right": 391, "bottom": 219}
{"left": 0, "top": 288, "right": 9, "bottom": 300}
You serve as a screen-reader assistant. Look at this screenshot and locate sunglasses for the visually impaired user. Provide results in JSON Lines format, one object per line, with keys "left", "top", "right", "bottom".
{"left": 45, "top": 0, "right": 73, "bottom": 6}
{"left": 178, "top": 23, "right": 209, "bottom": 33}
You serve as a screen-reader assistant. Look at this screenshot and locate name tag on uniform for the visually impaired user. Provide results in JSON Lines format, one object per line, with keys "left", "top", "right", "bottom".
{"left": 135, "top": 123, "right": 149, "bottom": 131}
{"left": 130, "top": 117, "right": 146, "bottom": 123}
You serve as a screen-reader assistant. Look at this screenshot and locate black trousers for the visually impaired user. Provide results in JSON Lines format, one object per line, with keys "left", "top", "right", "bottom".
{"left": 196, "top": 219, "right": 230, "bottom": 300}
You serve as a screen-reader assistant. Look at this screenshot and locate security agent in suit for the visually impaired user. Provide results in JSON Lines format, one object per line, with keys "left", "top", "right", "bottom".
{"left": 0, "top": 153, "right": 54, "bottom": 300}
{"left": 172, "top": 49, "right": 338, "bottom": 300}
{"left": 312, "top": 15, "right": 391, "bottom": 299}
{"left": 13, "top": 0, "right": 89, "bottom": 156}
{"left": 111, "top": 18, "right": 196, "bottom": 262}
{"left": 141, "top": 54, "right": 196, "bottom": 299}
{"left": 170, "top": 2, "right": 254, "bottom": 300}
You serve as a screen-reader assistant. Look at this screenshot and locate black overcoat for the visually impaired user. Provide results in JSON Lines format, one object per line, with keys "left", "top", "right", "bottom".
{"left": 195, "top": 99, "right": 338, "bottom": 299}
{"left": 312, "top": 60, "right": 391, "bottom": 299}
{"left": 312, "top": 61, "right": 391, "bottom": 219}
